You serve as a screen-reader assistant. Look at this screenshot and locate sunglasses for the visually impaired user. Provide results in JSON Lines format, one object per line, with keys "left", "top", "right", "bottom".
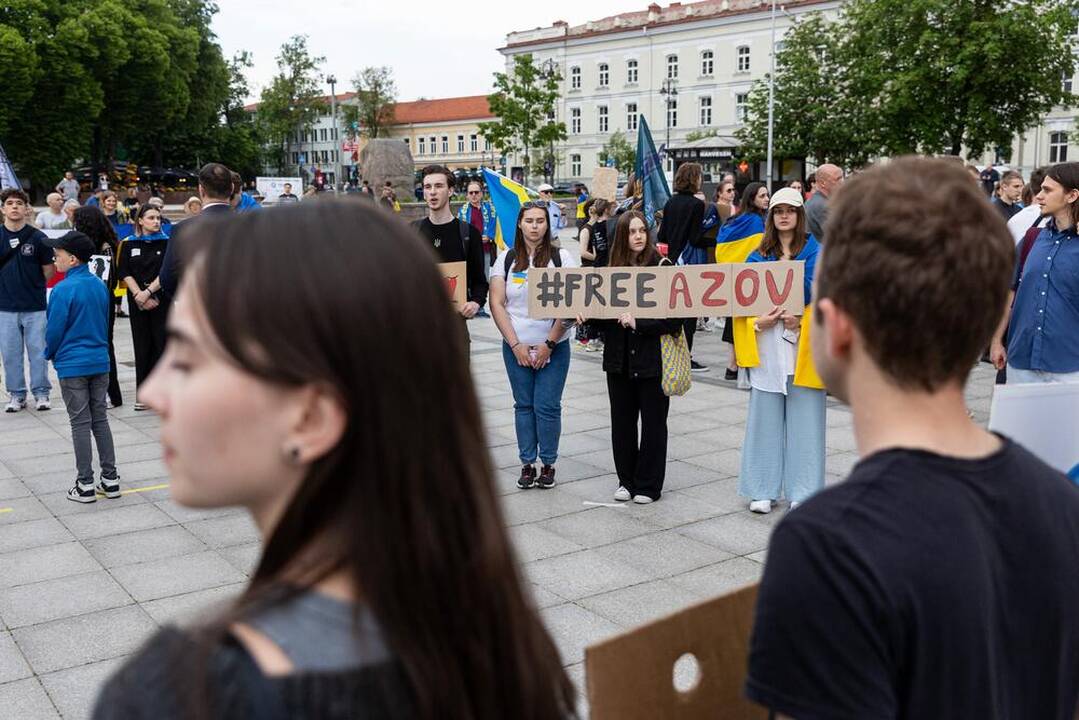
{"left": 467, "top": 190, "right": 481, "bottom": 194}
{"left": 522, "top": 200, "right": 550, "bottom": 209}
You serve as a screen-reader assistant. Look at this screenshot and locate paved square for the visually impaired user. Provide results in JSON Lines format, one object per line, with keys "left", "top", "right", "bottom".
{"left": 0, "top": 251, "right": 997, "bottom": 718}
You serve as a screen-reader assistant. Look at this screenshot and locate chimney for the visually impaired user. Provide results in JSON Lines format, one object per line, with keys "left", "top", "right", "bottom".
{"left": 648, "top": 2, "right": 661, "bottom": 21}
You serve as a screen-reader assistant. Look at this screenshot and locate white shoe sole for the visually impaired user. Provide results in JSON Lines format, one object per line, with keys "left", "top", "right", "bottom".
{"left": 632, "top": 495, "right": 654, "bottom": 504}
{"left": 749, "top": 501, "right": 773, "bottom": 514}
{"left": 613, "top": 487, "right": 631, "bottom": 502}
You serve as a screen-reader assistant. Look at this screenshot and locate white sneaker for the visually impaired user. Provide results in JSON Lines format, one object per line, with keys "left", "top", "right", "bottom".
{"left": 789, "top": 501, "right": 801, "bottom": 510}
{"left": 5, "top": 395, "right": 25, "bottom": 413}
{"left": 34, "top": 396, "right": 50, "bottom": 411}
{"left": 749, "top": 499, "right": 773, "bottom": 514}
{"left": 613, "top": 486, "right": 631, "bottom": 501}
{"left": 632, "top": 495, "right": 654, "bottom": 504}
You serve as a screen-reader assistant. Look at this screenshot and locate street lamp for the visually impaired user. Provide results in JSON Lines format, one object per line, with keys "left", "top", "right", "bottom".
{"left": 660, "top": 78, "right": 678, "bottom": 173}
{"left": 765, "top": 0, "right": 777, "bottom": 191}
{"left": 326, "top": 74, "right": 340, "bottom": 194}
{"left": 541, "top": 58, "right": 558, "bottom": 184}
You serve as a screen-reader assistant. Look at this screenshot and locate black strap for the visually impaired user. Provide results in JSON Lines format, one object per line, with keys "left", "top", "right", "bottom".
{"left": 503, "top": 248, "right": 562, "bottom": 278}
{"left": 224, "top": 638, "right": 288, "bottom": 720}
{"left": 458, "top": 219, "right": 470, "bottom": 257}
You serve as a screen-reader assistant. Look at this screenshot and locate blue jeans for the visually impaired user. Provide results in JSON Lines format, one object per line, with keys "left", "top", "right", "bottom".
{"left": 739, "top": 378, "right": 826, "bottom": 504}
{"left": 0, "top": 311, "right": 51, "bottom": 399}
{"left": 501, "top": 340, "right": 571, "bottom": 465}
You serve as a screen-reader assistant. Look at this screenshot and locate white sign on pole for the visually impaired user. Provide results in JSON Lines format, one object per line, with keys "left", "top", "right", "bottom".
{"left": 989, "top": 382, "right": 1079, "bottom": 482}
{"left": 256, "top": 176, "right": 304, "bottom": 203}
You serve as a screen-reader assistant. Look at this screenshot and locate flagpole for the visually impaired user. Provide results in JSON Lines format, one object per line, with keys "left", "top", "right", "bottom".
{"left": 766, "top": 0, "right": 777, "bottom": 192}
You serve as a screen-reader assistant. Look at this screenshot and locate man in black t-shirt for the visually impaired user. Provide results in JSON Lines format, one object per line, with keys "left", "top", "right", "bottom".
{"left": 979, "top": 164, "right": 1000, "bottom": 196}
{"left": 746, "top": 158, "right": 1079, "bottom": 720}
{"left": 412, "top": 164, "right": 488, "bottom": 319}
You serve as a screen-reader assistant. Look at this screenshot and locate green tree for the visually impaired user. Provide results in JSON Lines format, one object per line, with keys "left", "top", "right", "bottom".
{"left": 256, "top": 35, "right": 325, "bottom": 174}
{"left": 598, "top": 131, "right": 637, "bottom": 174}
{"left": 478, "top": 54, "right": 566, "bottom": 186}
{"left": 342, "top": 66, "right": 396, "bottom": 139}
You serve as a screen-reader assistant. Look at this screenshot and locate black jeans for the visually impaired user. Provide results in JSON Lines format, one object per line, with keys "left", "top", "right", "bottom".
{"left": 106, "top": 295, "right": 122, "bottom": 406}
{"left": 129, "top": 299, "right": 168, "bottom": 390}
{"left": 606, "top": 372, "right": 670, "bottom": 500}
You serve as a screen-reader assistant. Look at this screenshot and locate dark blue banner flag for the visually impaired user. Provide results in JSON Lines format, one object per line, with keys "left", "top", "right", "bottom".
{"left": 634, "top": 115, "right": 670, "bottom": 227}
{"left": 0, "top": 143, "right": 19, "bottom": 190}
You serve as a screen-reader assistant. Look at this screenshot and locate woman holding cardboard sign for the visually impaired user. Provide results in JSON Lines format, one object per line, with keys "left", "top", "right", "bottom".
{"left": 734, "top": 187, "right": 825, "bottom": 513}
{"left": 581, "top": 211, "right": 681, "bottom": 504}
{"left": 490, "top": 202, "right": 577, "bottom": 491}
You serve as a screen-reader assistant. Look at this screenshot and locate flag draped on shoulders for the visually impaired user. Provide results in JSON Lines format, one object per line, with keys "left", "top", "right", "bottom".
{"left": 482, "top": 168, "right": 531, "bottom": 252}
{"left": 715, "top": 212, "right": 764, "bottom": 264}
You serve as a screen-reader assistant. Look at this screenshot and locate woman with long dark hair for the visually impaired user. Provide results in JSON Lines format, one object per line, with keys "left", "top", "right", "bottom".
{"left": 716, "top": 181, "right": 770, "bottom": 380}
{"left": 734, "top": 187, "right": 824, "bottom": 513}
{"left": 92, "top": 201, "right": 574, "bottom": 719}
{"left": 583, "top": 211, "right": 680, "bottom": 504}
{"left": 116, "top": 204, "right": 169, "bottom": 410}
{"left": 490, "top": 201, "right": 577, "bottom": 490}
{"left": 72, "top": 206, "right": 123, "bottom": 408}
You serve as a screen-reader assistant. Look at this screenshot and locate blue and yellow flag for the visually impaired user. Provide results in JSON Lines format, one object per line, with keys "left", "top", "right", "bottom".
{"left": 482, "top": 168, "right": 531, "bottom": 251}
{"left": 634, "top": 116, "right": 670, "bottom": 227}
{"left": 714, "top": 212, "right": 764, "bottom": 264}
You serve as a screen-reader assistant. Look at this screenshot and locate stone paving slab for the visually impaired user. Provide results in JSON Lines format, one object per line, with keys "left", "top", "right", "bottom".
{"left": 0, "top": 263, "right": 998, "bottom": 718}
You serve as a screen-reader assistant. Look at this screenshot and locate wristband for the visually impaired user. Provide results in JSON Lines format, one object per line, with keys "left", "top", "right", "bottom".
{"left": 510, "top": 341, "right": 520, "bottom": 350}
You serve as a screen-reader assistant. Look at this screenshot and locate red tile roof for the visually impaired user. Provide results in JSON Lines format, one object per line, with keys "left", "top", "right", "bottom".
{"left": 391, "top": 95, "right": 494, "bottom": 124}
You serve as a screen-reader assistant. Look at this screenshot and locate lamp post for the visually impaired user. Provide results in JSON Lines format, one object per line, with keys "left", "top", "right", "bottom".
{"left": 660, "top": 78, "right": 678, "bottom": 173}
{"left": 327, "top": 74, "right": 340, "bottom": 194}
{"left": 765, "top": 0, "right": 777, "bottom": 191}
{"left": 541, "top": 58, "right": 558, "bottom": 184}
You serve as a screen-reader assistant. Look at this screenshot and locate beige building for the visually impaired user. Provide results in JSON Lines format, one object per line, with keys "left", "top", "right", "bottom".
{"left": 501, "top": 0, "right": 1077, "bottom": 183}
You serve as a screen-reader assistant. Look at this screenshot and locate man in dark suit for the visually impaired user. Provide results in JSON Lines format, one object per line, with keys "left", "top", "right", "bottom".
{"left": 158, "top": 163, "right": 233, "bottom": 299}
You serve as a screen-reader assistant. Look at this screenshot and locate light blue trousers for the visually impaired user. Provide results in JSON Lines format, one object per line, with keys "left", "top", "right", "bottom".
{"left": 739, "top": 378, "right": 826, "bottom": 504}
{"left": 0, "top": 310, "right": 51, "bottom": 399}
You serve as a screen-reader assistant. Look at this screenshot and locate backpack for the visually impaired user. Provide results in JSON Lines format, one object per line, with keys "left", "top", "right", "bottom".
{"left": 412, "top": 218, "right": 470, "bottom": 258}
{"left": 503, "top": 247, "right": 562, "bottom": 278}
{"left": 1015, "top": 223, "right": 1045, "bottom": 288}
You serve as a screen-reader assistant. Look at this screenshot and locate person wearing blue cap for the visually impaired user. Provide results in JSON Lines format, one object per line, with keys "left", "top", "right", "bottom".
{"left": 43, "top": 230, "right": 121, "bottom": 503}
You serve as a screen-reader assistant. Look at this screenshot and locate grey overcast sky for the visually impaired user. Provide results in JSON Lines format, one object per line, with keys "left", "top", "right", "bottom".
{"left": 212, "top": 0, "right": 638, "bottom": 102}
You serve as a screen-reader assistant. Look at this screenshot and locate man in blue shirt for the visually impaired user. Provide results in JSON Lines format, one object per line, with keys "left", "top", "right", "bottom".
{"left": 0, "top": 188, "right": 56, "bottom": 412}
{"left": 1002, "top": 162, "right": 1079, "bottom": 383}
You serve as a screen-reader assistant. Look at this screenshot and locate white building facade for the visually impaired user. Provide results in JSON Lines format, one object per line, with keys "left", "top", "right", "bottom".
{"left": 501, "top": 0, "right": 1077, "bottom": 184}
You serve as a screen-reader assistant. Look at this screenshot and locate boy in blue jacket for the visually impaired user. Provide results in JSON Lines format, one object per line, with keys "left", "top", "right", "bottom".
{"left": 44, "top": 231, "right": 121, "bottom": 503}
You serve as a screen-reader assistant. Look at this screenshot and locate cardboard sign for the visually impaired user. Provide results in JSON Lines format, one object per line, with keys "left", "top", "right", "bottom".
{"left": 439, "top": 261, "right": 467, "bottom": 307}
{"left": 592, "top": 167, "right": 619, "bottom": 202}
{"left": 586, "top": 583, "right": 766, "bottom": 720}
{"left": 527, "top": 262, "right": 804, "bottom": 319}
{"left": 989, "top": 382, "right": 1079, "bottom": 481}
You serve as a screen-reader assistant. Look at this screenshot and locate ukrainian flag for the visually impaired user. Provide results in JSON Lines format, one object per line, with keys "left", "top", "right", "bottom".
{"left": 714, "top": 212, "right": 764, "bottom": 264}
{"left": 483, "top": 168, "right": 532, "bottom": 251}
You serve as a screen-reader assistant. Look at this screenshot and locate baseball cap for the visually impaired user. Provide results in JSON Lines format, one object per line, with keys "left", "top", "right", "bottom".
{"left": 768, "top": 186, "right": 804, "bottom": 210}
{"left": 537, "top": 183, "right": 555, "bottom": 192}
{"left": 44, "top": 230, "right": 96, "bottom": 263}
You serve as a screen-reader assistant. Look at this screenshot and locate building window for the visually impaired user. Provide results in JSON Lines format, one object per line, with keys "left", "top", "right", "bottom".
{"left": 571, "top": 154, "right": 581, "bottom": 176}
{"left": 667, "top": 54, "right": 679, "bottom": 79}
{"left": 598, "top": 105, "right": 608, "bottom": 133}
{"left": 547, "top": 108, "right": 556, "bottom": 123}
{"left": 320, "top": 128, "right": 328, "bottom": 141}
{"left": 701, "top": 50, "right": 714, "bottom": 76}
{"left": 666, "top": 99, "right": 677, "bottom": 128}
{"left": 627, "top": 59, "right": 638, "bottom": 84}
{"left": 598, "top": 63, "right": 609, "bottom": 87}
{"left": 571, "top": 107, "right": 581, "bottom": 134}
{"left": 441, "top": 136, "right": 448, "bottom": 153}
{"left": 457, "top": 135, "right": 465, "bottom": 153}
{"left": 626, "top": 102, "right": 638, "bottom": 131}
{"left": 1050, "top": 131, "right": 1069, "bottom": 163}
{"left": 485, "top": 137, "right": 491, "bottom": 151}
{"left": 699, "top": 96, "right": 712, "bottom": 126}
{"left": 736, "top": 93, "right": 748, "bottom": 122}
{"left": 429, "top": 136, "right": 437, "bottom": 154}
{"left": 470, "top": 134, "right": 478, "bottom": 152}
{"left": 737, "top": 46, "right": 750, "bottom": 73}
{"left": 1064, "top": 70, "right": 1074, "bottom": 94}
{"left": 775, "top": 40, "right": 787, "bottom": 55}
{"left": 291, "top": 152, "right": 299, "bottom": 164}
{"left": 570, "top": 66, "right": 581, "bottom": 90}
{"left": 332, "top": 128, "right": 338, "bottom": 140}
{"left": 419, "top": 137, "right": 426, "bottom": 154}
{"left": 404, "top": 138, "right": 410, "bottom": 148}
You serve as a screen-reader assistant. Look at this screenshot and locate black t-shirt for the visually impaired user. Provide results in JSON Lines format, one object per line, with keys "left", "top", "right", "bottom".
{"left": 415, "top": 218, "right": 488, "bottom": 308}
{"left": 116, "top": 235, "right": 168, "bottom": 292}
{"left": 980, "top": 167, "right": 1000, "bottom": 195}
{"left": 747, "top": 438, "right": 1079, "bottom": 720}
{"left": 0, "top": 224, "right": 53, "bottom": 312}
{"left": 992, "top": 197, "right": 1022, "bottom": 221}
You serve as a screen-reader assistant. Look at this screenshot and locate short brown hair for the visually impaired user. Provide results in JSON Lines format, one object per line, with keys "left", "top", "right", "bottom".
{"left": 999, "top": 169, "right": 1022, "bottom": 186}
{"left": 421, "top": 165, "right": 455, "bottom": 189}
{"left": 0, "top": 188, "right": 30, "bottom": 205}
{"left": 817, "top": 157, "right": 1013, "bottom": 392}
{"left": 673, "top": 162, "right": 702, "bottom": 194}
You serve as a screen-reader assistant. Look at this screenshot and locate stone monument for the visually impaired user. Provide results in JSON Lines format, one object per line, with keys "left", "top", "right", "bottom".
{"left": 360, "top": 139, "right": 415, "bottom": 202}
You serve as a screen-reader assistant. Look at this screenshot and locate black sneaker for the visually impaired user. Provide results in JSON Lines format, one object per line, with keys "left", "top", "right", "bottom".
{"left": 96, "top": 476, "right": 121, "bottom": 499}
{"left": 517, "top": 465, "right": 536, "bottom": 489}
{"left": 536, "top": 465, "right": 556, "bottom": 489}
{"left": 724, "top": 368, "right": 738, "bottom": 380}
{"left": 66, "top": 483, "right": 96, "bottom": 504}
{"left": 690, "top": 360, "right": 709, "bottom": 373}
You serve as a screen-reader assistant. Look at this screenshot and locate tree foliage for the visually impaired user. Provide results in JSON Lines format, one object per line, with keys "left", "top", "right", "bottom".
{"left": 256, "top": 35, "right": 326, "bottom": 175}
{"left": 342, "top": 66, "right": 396, "bottom": 139}
{"left": 738, "top": 0, "right": 1078, "bottom": 166}
{"left": 478, "top": 54, "right": 566, "bottom": 185}
{"left": 0, "top": 0, "right": 262, "bottom": 196}
{"left": 598, "top": 131, "right": 636, "bottom": 174}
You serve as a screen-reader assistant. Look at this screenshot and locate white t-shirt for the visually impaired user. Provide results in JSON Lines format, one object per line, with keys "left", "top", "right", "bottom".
{"left": 748, "top": 323, "right": 798, "bottom": 395}
{"left": 1006, "top": 204, "right": 1045, "bottom": 245}
{"left": 493, "top": 247, "right": 577, "bottom": 346}
{"left": 36, "top": 210, "right": 67, "bottom": 230}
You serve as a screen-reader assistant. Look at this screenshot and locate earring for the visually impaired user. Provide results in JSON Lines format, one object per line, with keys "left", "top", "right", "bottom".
{"left": 282, "top": 444, "right": 302, "bottom": 465}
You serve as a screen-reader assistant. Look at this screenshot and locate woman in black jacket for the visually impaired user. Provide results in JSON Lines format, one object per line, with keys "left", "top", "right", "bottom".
{"left": 583, "top": 210, "right": 680, "bottom": 504}
{"left": 657, "top": 162, "right": 707, "bottom": 371}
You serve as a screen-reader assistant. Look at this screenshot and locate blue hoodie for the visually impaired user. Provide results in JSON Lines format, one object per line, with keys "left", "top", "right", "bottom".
{"left": 44, "top": 264, "right": 110, "bottom": 379}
